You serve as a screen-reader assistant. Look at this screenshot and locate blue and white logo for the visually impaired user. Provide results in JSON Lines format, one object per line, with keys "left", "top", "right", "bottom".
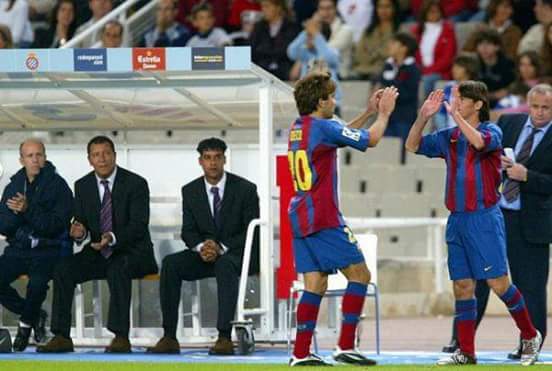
{"left": 74, "top": 49, "right": 107, "bottom": 71}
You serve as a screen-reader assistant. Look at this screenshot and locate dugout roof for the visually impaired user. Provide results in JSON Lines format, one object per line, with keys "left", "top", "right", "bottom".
{"left": 0, "top": 47, "right": 297, "bottom": 131}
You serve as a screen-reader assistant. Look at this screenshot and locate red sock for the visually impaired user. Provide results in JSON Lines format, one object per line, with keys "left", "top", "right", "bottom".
{"left": 455, "top": 299, "right": 477, "bottom": 357}
{"left": 293, "top": 291, "right": 322, "bottom": 359}
{"left": 337, "top": 282, "right": 367, "bottom": 350}
{"left": 500, "top": 285, "right": 537, "bottom": 340}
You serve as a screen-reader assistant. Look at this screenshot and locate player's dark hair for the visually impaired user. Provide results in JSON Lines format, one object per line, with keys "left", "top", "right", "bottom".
{"left": 197, "top": 137, "right": 227, "bottom": 155}
{"left": 294, "top": 72, "right": 336, "bottom": 115}
{"left": 87, "top": 135, "right": 115, "bottom": 154}
{"left": 458, "top": 80, "right": 490, "bottom": 122}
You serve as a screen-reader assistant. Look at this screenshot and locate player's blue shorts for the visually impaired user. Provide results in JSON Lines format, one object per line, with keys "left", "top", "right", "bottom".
{"left": 293, "top": 226, "right": 365, "bottom": 274}
{"left": 446, "top": 204, "right": 508, "bottom": 281}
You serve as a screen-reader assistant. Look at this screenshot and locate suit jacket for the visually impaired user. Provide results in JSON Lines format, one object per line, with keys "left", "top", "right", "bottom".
{"left": 497, "top": 113, "right": 552, "bottom": 244}
{"left": 180, "top": 172, "right": 260, "bottom": 273}
{"left": 73, "top": 166, "right": 158, "bottom": 275}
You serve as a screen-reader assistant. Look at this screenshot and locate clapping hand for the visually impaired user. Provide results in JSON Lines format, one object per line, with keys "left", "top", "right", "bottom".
{"left": 444, "top": 86, "right": 462, "bottom": 123}
{"left": 367, "top": 89, "right": 384, "bottom": 114}
{"left": 91, "top": 232, "right": 113, "bottom": 251}
{"left": 6, "top": 193, "right": 27, "bottom": 214}
{"left": 419, "top": 89, "right": 444, "bottom": 121}
{"left": 377, "top": 86, "right": 399, "bottom": 117}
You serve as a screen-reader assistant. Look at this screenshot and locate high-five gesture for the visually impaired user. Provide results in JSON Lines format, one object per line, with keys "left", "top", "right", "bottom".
{"left": 419, "top": 89, "right": 444, "bottom": 121}
{"left": 377, "top": 86, "right": 399, "bottom": 117}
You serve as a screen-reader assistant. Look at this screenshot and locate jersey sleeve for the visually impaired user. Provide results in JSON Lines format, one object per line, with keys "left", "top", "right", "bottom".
{"left": 416, "top": 129, "right": 449, "bottom": 158}
{"left": 478, "top": 123, "right": 503, "bottom": 152}
{"left": 321, "top": 119, "right": 370, "bottom": 151}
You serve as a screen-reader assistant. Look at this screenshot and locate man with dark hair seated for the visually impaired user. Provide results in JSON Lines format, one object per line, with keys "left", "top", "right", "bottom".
{"left": 148, "top": 137, "right": 259, "bottom": 355}
{"left": 0, "top": 138, "right": 73, "bottom": 352}
{"left": 38, "top": 135, "right": 158, "bottom": 354}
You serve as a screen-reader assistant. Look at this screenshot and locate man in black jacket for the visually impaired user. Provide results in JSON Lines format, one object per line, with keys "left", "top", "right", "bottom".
{"left": 0, "top": 139, "right": 73, "bottom": 352}
{"left": 148, "top": 137, "right": 259, "bottom": 355}
{"left": 38, "top": 135, "right": 158, "bottom": 354}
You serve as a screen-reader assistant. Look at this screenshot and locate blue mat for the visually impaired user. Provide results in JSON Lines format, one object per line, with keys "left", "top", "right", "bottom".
{"left": 0, "top": 347, "right": 551, "bottom": 365}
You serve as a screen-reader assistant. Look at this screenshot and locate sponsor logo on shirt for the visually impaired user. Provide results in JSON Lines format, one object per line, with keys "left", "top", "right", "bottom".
{"left": 341, "top": 127, "right": 361, "bottom": 141}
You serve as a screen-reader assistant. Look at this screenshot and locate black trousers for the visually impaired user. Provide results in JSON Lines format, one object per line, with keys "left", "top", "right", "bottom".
{"left": 160, "top": 250, "right": 240, "bottom": 340}
{"left": 50, "top": 250, "right": 145, "bottom": 338}
{"left": 0, "top": 254, "right": 58, "bottom": 326}
{"left": 452, "top": 209, "right": 550, "bottom": 344}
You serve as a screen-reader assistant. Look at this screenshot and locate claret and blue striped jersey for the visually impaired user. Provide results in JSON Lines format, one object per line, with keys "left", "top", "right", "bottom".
{"left": 287, "top": 115, "right": 370, "bottom": 238}
{"left": 417, "top": 122, "right": 503, "bottom": 212}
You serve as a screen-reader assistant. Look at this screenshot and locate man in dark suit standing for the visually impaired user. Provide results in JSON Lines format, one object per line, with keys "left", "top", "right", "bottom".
{"left": 497, "top": 84, "right": 552, "bottom": 358}
{"left": 148, "top": 137, "right": 259, "bottom": 355}
{"left": 442, "top": 83, "right": 552, "bottom": 356}
{"left": 38, "top": 136, "right": 158, "bottom": 353}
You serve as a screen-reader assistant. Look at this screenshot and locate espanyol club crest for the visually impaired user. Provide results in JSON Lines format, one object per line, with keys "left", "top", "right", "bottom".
{"left": 25, "top": 53, "right": 39, "bottom": 71}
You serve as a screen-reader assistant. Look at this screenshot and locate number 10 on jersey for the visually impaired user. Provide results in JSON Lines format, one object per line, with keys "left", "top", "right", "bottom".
{"left": 288, "top": 150, "right": 313, "bottom": 192}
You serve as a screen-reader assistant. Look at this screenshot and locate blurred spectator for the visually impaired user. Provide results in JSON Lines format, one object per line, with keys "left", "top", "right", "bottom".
{"left": 74, "top": 0, "right": 113, "bottom": 47}
{"left": 0, "top": 0, "right": 33, "bottom": 47}
{"left": 292, "top": 0, "right": 317, "bottom": 26}
{"left": 98, "top": 19, "right": 122, "bottom": 47}
{"left": 249, "top": 0, "right": 300, "bottom": 80}
{"left": 28, "top": 0, "right": 55, "bottom": 21}
{"left": 475, "top": 28, "right": 515, "bottom": 107}
{"left": 227, "top": 0, "right": 260, "bottom": 30}
{"left": 469, "top": 0, "right": 490, "bottom": 21}
{"left": 287, "top": 15, "right": 342, "bottom": 112}
{"left": 494, "top": 51, "right": 544, "bottom": 114}
{"left": 186, "top": 2, "right": 231, "bottom": 47}
{"left": 412, "top": 0, "right": 457, "bottom": 97}
{"left": 512, "top": 0, "right": 537, "bottom": 33}
{"left": 462, "top": 0, "right": 522, "bottom": 60}
{"left": 337, "top": 0, "right": 373, "bottom": 43}
{"left": 140, "top": 0, "right": 190, "bottom": 47}
{"left": 0, "top": 23, "right": 12, "bottom": 48}
{"left": 32, "top": 0, "right": 77, "bottom": 48}
{"left": 228, "top": 10, "right": 261, "bottom": 46}
{"left": 410, "top": 0, "right": 478, "bottom": 21}
{"left": 377, "top": 32, "right": 421, "bottom": 163}
{"left": 540, "top": 21, "right": 552, "bottom": 76}
{"left": 177, "top": 0, "right": 228, "bottom": 31}
{"left": 434, "top": 53, "right": 481, "bottom": 130}
{"left": 353, "top": 0, "right": 400, "bottom": 81}
{"left": 317, "top": 0, "right": 353, "bottom": 79}
{"left": 518, "top": 0, "right": 552, "bottom": 54}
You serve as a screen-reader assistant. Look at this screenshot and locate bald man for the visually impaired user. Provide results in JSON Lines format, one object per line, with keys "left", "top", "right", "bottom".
{"left": 0, "top": 139, "right": 73, "bottom": 352}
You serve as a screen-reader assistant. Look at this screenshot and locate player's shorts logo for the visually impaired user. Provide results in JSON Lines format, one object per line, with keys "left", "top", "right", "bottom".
{"left": 25, "top": 53, "right": 39, "bottom": 71}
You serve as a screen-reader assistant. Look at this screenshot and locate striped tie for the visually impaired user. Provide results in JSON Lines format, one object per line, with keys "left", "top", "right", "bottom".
{"left": 100, "top": 180, "right": 113, "bottom": 259}
{"left": 211, "top": 186, "right": 222, "bottom": 229}
{"left": 502, "top": 128, "right": 540, "bottom": 202}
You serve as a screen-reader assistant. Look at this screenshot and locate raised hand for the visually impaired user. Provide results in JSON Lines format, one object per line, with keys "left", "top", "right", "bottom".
{"left": 367, "top": 89, "right": 384, "bottom": 114}
{"left": 419, "top": 89, "right": 444, "bottom": 121}
{"left": 377, "top": 86, "right": 399, "bottom": 117}
{"left": 444, "top": 86, "right": 462, "bottom": 122}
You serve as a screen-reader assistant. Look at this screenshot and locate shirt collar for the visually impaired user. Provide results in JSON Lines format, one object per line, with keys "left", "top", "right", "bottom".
{"left": 95, "top": 166, "right": 117, "bottom": 187}
{"left": 204, "top": 172, "right": 227, "bottom": 195}
{"left": 526, "top": 116, "right": 552, "bottom": 134}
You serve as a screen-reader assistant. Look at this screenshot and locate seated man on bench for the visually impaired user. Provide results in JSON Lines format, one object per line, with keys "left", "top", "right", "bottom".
{"left": 38, "top": 135, "right": 158, "bottom": 353}
{"left": 0, "top": 138, "right": 73, "bottom": 352}
{"left": 148, "top": 137, "right": 259, "bottom": 355}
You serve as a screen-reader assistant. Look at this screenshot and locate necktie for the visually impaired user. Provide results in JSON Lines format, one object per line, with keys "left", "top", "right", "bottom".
{"left": 502, "top": 127, "right": 540, "bottom": 202}
{"left": 99, "top": 180, "right": 113, "bottom": 259}
{"left": 211, "top": 186, "right": 222, "bottom": 229}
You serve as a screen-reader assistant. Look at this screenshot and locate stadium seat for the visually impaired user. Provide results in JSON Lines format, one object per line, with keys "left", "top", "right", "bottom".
{"left": 286, "top": 234, "right": 380, "bottom": 355}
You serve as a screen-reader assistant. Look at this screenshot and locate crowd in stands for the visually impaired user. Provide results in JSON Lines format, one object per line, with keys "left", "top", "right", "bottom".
{"left": 0, "top": 0, "right": 551, "bottom": 131}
